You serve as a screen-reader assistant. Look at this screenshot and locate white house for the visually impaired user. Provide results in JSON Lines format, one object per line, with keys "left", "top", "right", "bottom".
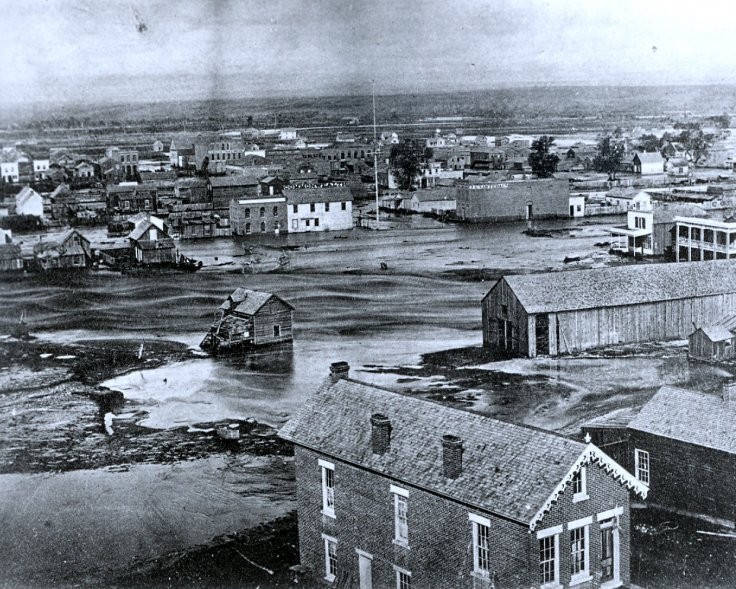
{"left": 569, "top": 194, "right": 585, "bottom": 218}
{"left": 633, "top": 152, "right": 665, "bottom": 175}
{"left": 33, "top": 158, "right": 50, "bottom": 179}
{"left": 279, "top": 128, "right": 298, "bottom": 141}
{"left": 284, "top": 185, "right": 353, "bottom": 233}
{"left": 15, "top": 186, "right": 44, "bottom": 217}
{"left": 1, "top": 161, "right": 19, "bottom": 183}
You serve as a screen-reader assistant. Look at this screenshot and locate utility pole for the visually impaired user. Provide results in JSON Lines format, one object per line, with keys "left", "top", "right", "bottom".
{"left": 372, "top": 82, "right": 379, "bottom": 230}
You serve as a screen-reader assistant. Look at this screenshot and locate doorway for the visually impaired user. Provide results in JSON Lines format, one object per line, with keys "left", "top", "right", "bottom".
{"left": 357, "top": 550, "right": 373, "bottom": 589}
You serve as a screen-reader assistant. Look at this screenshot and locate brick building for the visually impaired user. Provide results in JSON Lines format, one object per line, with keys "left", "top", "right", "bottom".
{"left": 455, "top": 178, "right": 569, "bottom": 222}
{"left": 207, "top": 175, "right": 260, "bottom": 218}
{"left": 585, "top": 382, "right": 736, "bottom": 525}
{"left": 280, "top": 363, "right": 646, "bottom": 589}
{"left": 230, "top": 195, "right": 287, "bottom": 236}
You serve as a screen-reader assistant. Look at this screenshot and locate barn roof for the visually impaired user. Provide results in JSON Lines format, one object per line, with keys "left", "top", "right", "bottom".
{"left": 280, "top": 373, "right": 645, "bottom": 529}
{"left": 490, "top": 260, "right": 736, "bottom": 314}
{"left": 629, "top": 385, "right": 736, "bottom": 454}
{"left": 219, "top": 288, "right": 293, "bottom": 316}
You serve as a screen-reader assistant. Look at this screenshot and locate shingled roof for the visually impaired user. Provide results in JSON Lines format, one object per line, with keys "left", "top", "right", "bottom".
{"left": 219, "top": 288, "right": 293, "bottom": 316}
{"left": 489, "top": 260, "right": 736, "bottom": 314}
{"left": 279, "top": 373, "right": 645, "bottom": 529}
{"left": 629, "top": 385, "right": 736, "bottom": 454}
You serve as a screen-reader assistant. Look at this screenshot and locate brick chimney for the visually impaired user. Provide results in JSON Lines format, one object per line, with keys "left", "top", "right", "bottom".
{"left": 329, "top": 361, "right": 350, "bottom": 382}
{"left": 723, "top": 380, "right": 736, "bottom": 402}
{"left": 441, "top": 434, "right": 463, "bottom": 479}
{"left": 370, "top": 413, "right": 391, "bottom": 455}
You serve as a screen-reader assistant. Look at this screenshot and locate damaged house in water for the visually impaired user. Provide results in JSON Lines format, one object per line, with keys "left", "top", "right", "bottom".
{"left": 279, "top": 362, "right": 647, "bottom": 589}
{"left": 200, "top": 288, "right": 294, "bottom": 353}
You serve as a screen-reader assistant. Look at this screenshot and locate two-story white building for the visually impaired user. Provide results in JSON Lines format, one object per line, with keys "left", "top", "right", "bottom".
{"left": 33, "top": 158, "right": 50, "bottom": 179}
{"left": 284, "top": 185, "right": 353, "bottom": 233}
{"left": 1, "top": 161, "right": 19, "bottom": 183}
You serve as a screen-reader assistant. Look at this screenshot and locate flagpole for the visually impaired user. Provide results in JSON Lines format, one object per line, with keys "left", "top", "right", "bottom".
{"left": 372, "top": 82, "right": 379, "bottom": 230}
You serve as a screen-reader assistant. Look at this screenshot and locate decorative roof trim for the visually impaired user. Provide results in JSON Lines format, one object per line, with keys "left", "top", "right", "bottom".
{"left": 529, "top": 444, "right": 648, "bottom": 531}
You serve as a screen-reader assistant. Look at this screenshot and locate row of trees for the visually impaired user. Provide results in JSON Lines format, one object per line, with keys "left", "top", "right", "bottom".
{"left": 528, "top": 135, "right": 625, "bottom": 180}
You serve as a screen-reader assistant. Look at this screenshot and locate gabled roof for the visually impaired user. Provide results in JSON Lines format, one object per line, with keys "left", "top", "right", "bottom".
{"left": 280, "top": 375, "right": 645, "bottom": 529}
{"left": 33, "top": 229, "right": 89, "bottom": 254}
{"left": 629, "top": 385, "right": 736, "bottom": 454}
{"left": 634, "top": 152, "right": 664, "bottom": 164}
{"left": 695, "top": 314, "right": 736, "bottom": 342}
{"left": 219, "top": 288, "right": 293, "bottom": 316}
{"left": 15, "top": 186, "right": 42, "bottom": 208}
{"left": 490, "top": 260, "right": 736, "bottom": 314}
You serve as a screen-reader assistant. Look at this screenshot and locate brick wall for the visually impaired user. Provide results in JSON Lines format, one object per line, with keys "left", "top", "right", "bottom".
{"left": 628, "top": 430, "right": 736, "bottom": 523}
{"left": 536, "top": 461, "right": 633, "bottom": 589}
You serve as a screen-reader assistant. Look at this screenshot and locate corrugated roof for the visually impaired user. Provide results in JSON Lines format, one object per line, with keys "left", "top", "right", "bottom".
{"left": 219, "top": 288, "right": 293, "bottom": 316}
{"left": 494, "top": 260, "right": 736, "bottom": 314}
{"left": 629, "top": 385, "right": 736, "bottom": 454}
{"left": 279, "top": 376, "right": 642, "bottom": 525}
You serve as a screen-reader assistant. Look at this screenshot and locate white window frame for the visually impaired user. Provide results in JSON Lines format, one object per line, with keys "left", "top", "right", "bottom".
{"left": 572, "top": 467, "right": 589, "bottom": 503}
{"left": 391, "top": 484, "right": 409, "bottom": 548}
{"left": 394, "top": 565, "right": 411, "bottom": 589}
{"left": 598, "top": 513, "right": 622, "bottom": 589}
{"left": 319, "top": 459, "right": 335, "bottom": 518}
{"left": 568, "top": 516, "right": 592, "bottom": 586}
{"left": 537, "top": 524, "right": 562, "bottom": 589}
{"left": 635, "top": 449, "right": 650, "bottom": 486}
{"left": 469, "top": 513, "right": 492, "bottom": 578}
{"left": 322, "top": 533, "right": 337, "bottom": 582}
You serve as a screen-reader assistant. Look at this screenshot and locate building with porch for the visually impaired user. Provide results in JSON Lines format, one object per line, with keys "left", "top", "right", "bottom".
{"left": 675, "top": 216, "right": 736, "bottom": 261}
{"left": 280, "top": 362, "right": 646, "bottom": 588}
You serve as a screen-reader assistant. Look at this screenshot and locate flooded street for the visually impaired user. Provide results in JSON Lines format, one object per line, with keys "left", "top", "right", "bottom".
{"left": 2, "top": 215, "right": 725, "bottom": 587}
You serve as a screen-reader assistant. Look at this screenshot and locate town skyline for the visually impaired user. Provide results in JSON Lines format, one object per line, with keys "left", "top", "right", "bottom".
{"left": 4, "top": 0, "right": 736, "bottom": 107}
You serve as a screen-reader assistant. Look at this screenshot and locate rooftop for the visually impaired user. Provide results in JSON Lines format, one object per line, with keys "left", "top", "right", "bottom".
{"left": 629, "top": 385, "right": 736, "bottom": 454}
{"left": 219, "top": 287, "right": 293, "bottom": 316}
{"left": 280, "top": 371, "right": 645, "bottom": 529}
{"left": 491, "top": 260, "right": 736, "bottom": 314}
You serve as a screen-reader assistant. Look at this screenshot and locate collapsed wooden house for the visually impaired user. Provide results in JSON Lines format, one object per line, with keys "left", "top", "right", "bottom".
{"left": 200, "top": 288, "right": 294, "bottom": 353}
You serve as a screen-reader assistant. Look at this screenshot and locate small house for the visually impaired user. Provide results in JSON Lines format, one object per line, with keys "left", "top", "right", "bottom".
{"left": 632, "top": 152, "right": 664, "bottom": 175}
{"left": 32, "top": 229, "right": 92, "bottom": 271}
{"left": 280, "top": 362, "right": 646, "bottom": 589}
{"left": 0, "top": 231, "right": 23, "bottom": 272}
{"left": 688, "top": 315, "right": 736, "bottom": 362}
{"left": 200, "top": 288, "right": 294, "bottom": 352}
{"left": 128, "top": 214, "right": 176, "bottom": 265}
{"left": 15, "top": 186, "right": 44, "bottom": 217}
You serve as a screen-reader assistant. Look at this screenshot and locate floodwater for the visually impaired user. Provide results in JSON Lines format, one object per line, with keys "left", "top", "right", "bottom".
{"left": 3, "top": 215, "right": 702, "bottom": 586}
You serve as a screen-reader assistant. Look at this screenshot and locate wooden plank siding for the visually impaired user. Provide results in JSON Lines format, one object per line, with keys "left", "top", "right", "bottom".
{"left": 484, "top": 277, "right": 736, "bottom": 357}
{"left": 252, "top": 299, "right": 293, "bottom": 345}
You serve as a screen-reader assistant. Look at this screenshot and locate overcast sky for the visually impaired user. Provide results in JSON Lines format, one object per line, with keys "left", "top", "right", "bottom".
{"left": 3, "top": 0, "right": 736, "bottom": 106}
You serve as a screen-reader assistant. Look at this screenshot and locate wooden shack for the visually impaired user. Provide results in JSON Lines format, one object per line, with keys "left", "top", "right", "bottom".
{"left": 200, "top": 288, "right": 294, "bottom": 352}
{"left": 688, "top": 315, "right": 736, "bottom": 362}
{"left": 483, "top": 260, "right": 736, "bottom": 357}
{"left": 128, "top": 215, "right": 176, "bottom": 265}
{"left": 32, "top": 229, "right": 92, "bottom": 272}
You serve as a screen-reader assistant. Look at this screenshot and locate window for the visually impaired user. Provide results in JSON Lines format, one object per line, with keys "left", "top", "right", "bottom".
{"left": 322, "top": 534, "right": 337, "bottom": 582}
{"left": 260, "top": 207, "right": 265, "bottom": 218}
{"left": 123, "top": 201, "right": 130, "bottom": 210}
{"left": 310, "top": 203, "right": 316, "bottom": 212}
{"left": 260, "top": 221, "right": 266, "bottom": 232}
{"left": 273, "top": 325, "right": 281, "bottom": 337}
{"left": 273, "top": 206, "right": 278, "bottom": 217}
{"left": 501, "top": 304, "right": 508, "bottom": 317}
{"left": 469, "top": 514, "right": 491, "bottom": 577}
{"left": 342, "top": 201, "right": 347, "bottom": 210}
{"left": 325, "top": 202, "right": 330, "bottom": 212}
{"left": 306, "top": 219, "right": 311, "bottom": 227}
{"left": 391, "top": 485, "right": 409, "bottom": 547}
{"left": 144, "top": 199, "right": 150, "bottom": 209}
{"left": 245, "top": 223, "right": 251, "bottom": 235}
{"left": 315, "top": 218, "right": 320, "bottom": 227}
{"left": 292, "top": 219, "right": 298, "bottom": 229}
{"left": 572, "top": 467, "right": 588, "bottom": 502}
{"left": 245, "top": 208, "right": 250, "bottom": 219}
{"left": 395, "top": 567, "right": 411, "bottom": 589}
{"left": 635, "top": 449, "right": 650, "bottom": 485}
{"left": 569, "top": 517, "right": 591, "bottom": 585}
{"left": 537, "top": 525, "right": 561, "bottom": 587}
{"left": 293, "top": 204, "right": 298, "bottom": 213}
{"left": 320, "top": 459, "right": 335, "bottom": 518}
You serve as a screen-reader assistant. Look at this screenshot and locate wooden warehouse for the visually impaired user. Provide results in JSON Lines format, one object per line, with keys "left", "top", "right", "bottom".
{"left": 482, "top": 260, "right": 736, "bottom": 357}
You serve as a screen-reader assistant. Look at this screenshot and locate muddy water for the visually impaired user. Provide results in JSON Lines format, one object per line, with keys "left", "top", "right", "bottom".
{"left": 0, "top": 217, "right": 634, "bottom": 585}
